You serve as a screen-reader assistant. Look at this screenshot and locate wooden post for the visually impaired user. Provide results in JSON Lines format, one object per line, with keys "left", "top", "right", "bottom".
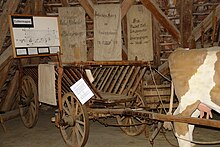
{"left": 178, "top": 0, "right": 193, "bottom": 48}
{"left": 152, "top": 17, "right": 161, "bottom": 67}
{"left": 34, "top": 0, "right": 45, "bottom": 15}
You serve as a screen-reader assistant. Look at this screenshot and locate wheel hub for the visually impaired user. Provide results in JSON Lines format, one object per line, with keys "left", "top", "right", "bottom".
{"left": 63, "top": 115, "right": 76, "bottom": 126}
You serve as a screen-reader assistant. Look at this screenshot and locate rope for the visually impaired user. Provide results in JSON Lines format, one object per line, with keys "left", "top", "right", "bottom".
{"left": 154, "top": 68, "right": 171, "bottom": 82}
{"left": 148, "top": 62, "right": 167, "bottom": 114}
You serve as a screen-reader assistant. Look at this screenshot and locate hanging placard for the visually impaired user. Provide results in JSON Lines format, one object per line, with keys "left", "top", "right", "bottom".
{"left": 94, "top": 4, "right": 122, "bottom": 61}
{"left": 58, "top": 7, "right": 87, "bottom": 62}
{"left": 127, "top": 5, "right": 153, "bottom": 61}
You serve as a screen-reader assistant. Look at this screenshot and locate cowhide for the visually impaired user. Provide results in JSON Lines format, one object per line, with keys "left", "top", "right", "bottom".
{"left": 168, "top": 46, "right": 220, "bottom": 147}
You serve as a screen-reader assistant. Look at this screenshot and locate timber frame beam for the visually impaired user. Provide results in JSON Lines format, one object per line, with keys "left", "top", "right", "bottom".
{"left": 190, "top": 4, "right": 220, "bottom": 42}
{"left": 79, "top": 0, "right": 94, "bottom": 20}
{"left": 140, "top": 0, "right": 181, "bottom": 43}
{"left": 0, "top": 0, "right": 20, "bottom": 52}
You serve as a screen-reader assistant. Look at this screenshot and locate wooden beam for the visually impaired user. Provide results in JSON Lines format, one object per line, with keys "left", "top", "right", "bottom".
{"left": 152, "top": 17, "right": 161, "bottom": 67}
{"left": 78, "top": 0, "right": 94, "bottom": 20}
{"left": 61, "top": 0, "right": 70, "bottom": 7}
{"left": 178, "top": 0, "right": 193, "bottom": 48}
{"left": 190, "top": 4, "right": 220, "bottom": 41}
{"left": 34, "top": 0, "right": 45, "bottom": 15}
{"left": 0, "top": 109, "right": 19, "bottom": 122}
{"left": 23, "top": 0, "right": 33, "bottom": 15}
{"left": 0, "top": 70, "right": 19, "bottom": 112}
{"left": 140, "top": 0, "right": 181, "bottom": 43}
{"left": 0, "top": 46, "right": 13, "bottom": 69}
{"left": 0, "top": 0, "right": 20, "bottom": 51}
{"left": 121, "top": 0, "right": 135, "bottom": 20}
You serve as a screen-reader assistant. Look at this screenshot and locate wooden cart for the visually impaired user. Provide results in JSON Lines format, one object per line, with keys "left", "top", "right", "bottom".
{"left": 19, "top": 61, "right": 151, "bottom": 147}
{"left": 18, "top": 61, "right": 220, "bottom": 147}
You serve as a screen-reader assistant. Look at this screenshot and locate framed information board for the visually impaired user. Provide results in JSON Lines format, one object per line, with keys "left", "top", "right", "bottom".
{"left": 9, "top": 15, "right": 62, "bottom": 58}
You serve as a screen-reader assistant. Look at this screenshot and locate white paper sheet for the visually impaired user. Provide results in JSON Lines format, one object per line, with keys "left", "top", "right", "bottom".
{"left": 70, "top": 78, "right": 94, "bottom": 104}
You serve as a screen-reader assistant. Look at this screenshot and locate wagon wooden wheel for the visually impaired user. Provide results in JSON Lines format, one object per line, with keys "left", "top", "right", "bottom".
{"left": 19, "top": 75, "right": 39, "bottom": 128}
{"left": 60, "top": 92, "right": 89, "bottom": 147}
{"left": 116, "top": 91, "right": 147, "bottom": 136}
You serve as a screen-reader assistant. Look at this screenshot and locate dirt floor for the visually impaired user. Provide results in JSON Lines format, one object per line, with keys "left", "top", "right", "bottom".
{"left": 1, "top": 109, "right": 220, "bottom": 147}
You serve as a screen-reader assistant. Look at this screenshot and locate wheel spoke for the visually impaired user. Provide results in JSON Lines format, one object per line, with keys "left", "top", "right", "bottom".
{"left": 76, "top": 119, "right": 85, "bottom": 125}
{"left": 22, "top": 86, "right": 28, "bottom": 99}
{"left": 63, "top": 106, "right": 71, "bottom": 115}
{"left": 75, "top": 126, "right": 81, "bottom": 144}
{"left": 76, "top": 123, "right": 84, "bottom": 136}
{"left": 71, "top": 128, "right": 76, "bottom": 143}
{"left": 30, "top": 102, "right": 36, "bottom": 110}
{"left": 119, "top": 116, "right": 126, "bottom": 122}
{"left": 75, "top": 102, "right": 79, "bottom": 116}
{"left": 66, "top": 99, "right": 72, "bottom": 114}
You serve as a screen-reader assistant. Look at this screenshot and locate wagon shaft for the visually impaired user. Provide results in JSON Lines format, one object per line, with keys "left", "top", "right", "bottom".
{"left": 90, "top": 108, "right": 220, "bottom": 129}
{"left": 136, "top": 110, "right": 220, "bottom": 129}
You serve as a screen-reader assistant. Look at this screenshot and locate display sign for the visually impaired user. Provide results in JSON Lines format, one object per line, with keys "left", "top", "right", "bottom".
{"left": 9, "top": 15, "right": 62, "bottom": 58}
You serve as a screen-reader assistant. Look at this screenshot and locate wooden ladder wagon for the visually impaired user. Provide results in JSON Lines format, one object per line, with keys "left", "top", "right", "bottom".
{"left": 19, "top": 61, "right": 150, "bottom": 147}
{"left": 18, "top": 61, "right": 220, "bottom": 147}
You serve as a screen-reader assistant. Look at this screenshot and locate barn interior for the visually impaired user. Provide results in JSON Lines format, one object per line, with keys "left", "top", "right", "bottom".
{"left": 1, "top": 0, "right": 220, "bottom": 147}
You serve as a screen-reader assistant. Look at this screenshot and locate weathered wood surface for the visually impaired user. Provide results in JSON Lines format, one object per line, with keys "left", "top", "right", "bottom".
{"left": 0, "top": 109, "right": 19, "bottom": 122}
{"left": 0, "top": 46, "right": 13, "bottom": 68}
{"left": 178, "top": 0, "right": 193, "bottom": 48}
{"left": 49, "top": 60, "right": 151, "bottom": 66}
{"left": 61, "top": 0, "right": 70, "bottom": 7}
{"left": 121, "top": 0, "right": 134, "bottom": 19}
{"left": 152, "top": 112, "right": 220, "bottom": 129}
{"left": 92, "top": 65, "right": 147, "bottom": 99}
{"left": 152, "top": 18, "right": 161, "bottom": 67}
{"left": 0, "top": 0, "right": 20, "bottom": 51}
{"left": 141, "top": 0, "right": 180, "bottom": 43}
{"left": 191, "top": 4, "right": 220, "bottom": 41}
{"left": 0, "top": 70, "right": 19, "bottom": 112}
{"left": 78, "top": 0, "right": 94, "bottom": 20}
{"left": 0, "top": 60, "right": 13, "bottom": 93}
{"left": 34, "top": 0, "right": 45, "bottom": 15}
{"left": 89, "top": 108, "right": 220, "bottom": 129}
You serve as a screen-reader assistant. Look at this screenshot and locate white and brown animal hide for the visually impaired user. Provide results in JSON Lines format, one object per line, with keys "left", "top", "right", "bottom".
{"left": 168, "top": 46, "right": 220, "bottom": 147}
